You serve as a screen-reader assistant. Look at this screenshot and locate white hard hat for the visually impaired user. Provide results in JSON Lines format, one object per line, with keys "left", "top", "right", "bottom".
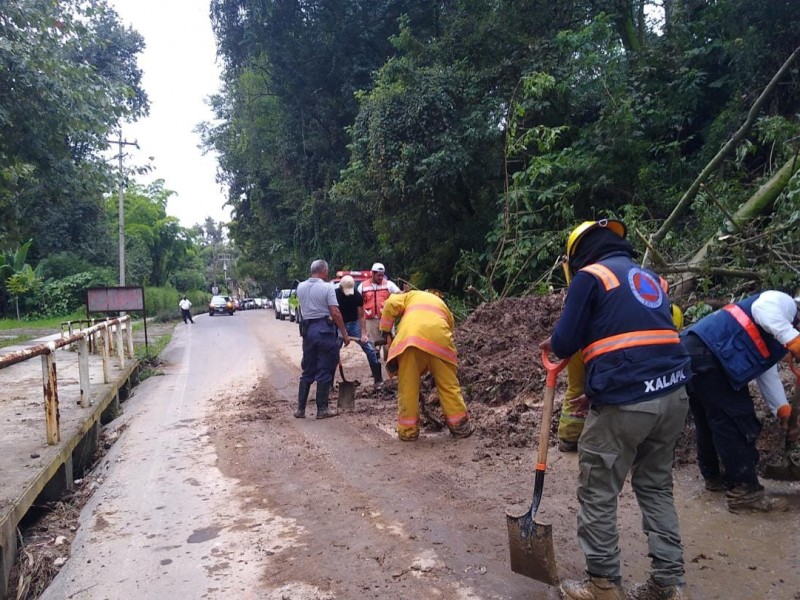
{"left": 371, "top": 262, "right": 385, "bottom": 272}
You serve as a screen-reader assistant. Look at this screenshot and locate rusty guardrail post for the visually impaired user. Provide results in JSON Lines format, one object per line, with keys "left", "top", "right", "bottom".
{"left": 41, "top": 343, "right": 60, "bottom": 445}
{"left": 125, "top": 316, "right": 134, "bottom": 359}
{"left": 115, "top": 321, "right": 125, "bottom": 369}
{"left": 101, "top": 325, "right": 110, "bottom": 384}
{"left": 78, "top": 336, "right": 91, "bottom": 407}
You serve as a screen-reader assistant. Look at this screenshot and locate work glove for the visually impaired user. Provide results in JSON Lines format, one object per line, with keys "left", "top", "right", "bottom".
{"left": 572, "top": 394, "right": 590, "bottom": 419}
{"left": 786, "top": 335, "right": 800, "bottom": 360}
{"left": 538, "top": 336, "right": 553, "bottom": 354}
{"left": 382, "top": 331, "right": 392, "bottom": 347}
{"left": 777, "top": 404, "right": 792, "bottom": 430}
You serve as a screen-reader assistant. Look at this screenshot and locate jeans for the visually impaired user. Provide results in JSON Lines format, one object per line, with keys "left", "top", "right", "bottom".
{"left": 345, "top": 320, "right": 380, "bottom": 367}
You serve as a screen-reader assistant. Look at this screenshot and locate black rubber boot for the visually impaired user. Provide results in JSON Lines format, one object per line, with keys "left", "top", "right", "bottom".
{"left": 295, "top": 381, "right": 311, "bottom": 418}
{"left": 369, "top": 362, "right": 383, "bottom": 385}
{"left": 315, "top": 382, "right": 338, "bottom": 419}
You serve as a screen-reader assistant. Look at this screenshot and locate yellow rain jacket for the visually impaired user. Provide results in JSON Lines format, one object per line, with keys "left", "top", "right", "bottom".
{"left": 380, "top": 291, "right": 458, "bottom": 368}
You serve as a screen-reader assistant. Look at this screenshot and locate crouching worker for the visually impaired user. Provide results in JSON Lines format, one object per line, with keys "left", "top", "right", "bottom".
{"left": 682, "top": 290, "right": 799, "bottom": 512}
{"left": 379, "top": 290, "right": 473, "bottom": 441}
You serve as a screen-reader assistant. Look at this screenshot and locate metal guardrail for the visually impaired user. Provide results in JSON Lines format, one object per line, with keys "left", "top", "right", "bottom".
{"left": 0, "top": 316, "right": 134, "bottom": 446}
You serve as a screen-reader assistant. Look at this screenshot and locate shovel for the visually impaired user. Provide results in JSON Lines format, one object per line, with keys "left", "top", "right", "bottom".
{"left": 763, "top": 356, "right": 800, "bottom": 480}
{"left": 337, "top": 362, "right": 356, "bottom": 411}
{"left": 506, "top": 349, "right": 569, "bottom": 586}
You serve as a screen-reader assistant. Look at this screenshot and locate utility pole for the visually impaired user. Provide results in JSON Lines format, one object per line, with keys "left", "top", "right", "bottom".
{"left": 106, "top": 132, "right": 139, "bottom": 286}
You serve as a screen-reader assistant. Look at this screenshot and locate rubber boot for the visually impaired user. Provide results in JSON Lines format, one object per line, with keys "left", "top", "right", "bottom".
{"left": 449, "top": 416, "right": 474, "bottom": 439}
{"left": 560, "top": 576, "right": 624, "bottom": 600}
{"left": 627, "top": 576, "right": 690, "bottom": 600}
{"left": 295, "top": 381, "right": 311, "bottom": 418}
{"left": 726, "top": 485, "right": 788, "bottom": 513}
{"left": 315, "top": 382, "right": 338, "bottom": 419}
{"left": 370, "top": 362, "right": 383, "bottom": 387}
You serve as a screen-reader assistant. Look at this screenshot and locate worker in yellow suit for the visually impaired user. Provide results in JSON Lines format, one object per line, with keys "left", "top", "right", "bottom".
{"left": 379, "top": 290, "right": 473, "bottom": 441}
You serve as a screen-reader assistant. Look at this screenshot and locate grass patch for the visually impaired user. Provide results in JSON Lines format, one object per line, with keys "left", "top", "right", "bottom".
{"left": 133, "top": 332, "right": 172, "bottom": 382}
{"left": 0, "top": 333, "right": 33, "bottom": 349}
{"left": 0, "top": 310, "right": 87, "bottom": 332}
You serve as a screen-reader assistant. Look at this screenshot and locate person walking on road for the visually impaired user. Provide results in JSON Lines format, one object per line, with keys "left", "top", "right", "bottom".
{"left": 540, "top": 219, "right": 692, "bottom": 600}
{"left": 179, "top": 296, "right": 194, "bottom": 324}
{"left": 682, "top": 290, "right": 800, "bottom": 512}
{"left": 295, "top": 260, "right": 350, "bottom": 419}
{"left": 379, "top": 290, "right": 473, "bottom": 441}
{"left": 335, "top": 275, "right": 383, "bottom": 387}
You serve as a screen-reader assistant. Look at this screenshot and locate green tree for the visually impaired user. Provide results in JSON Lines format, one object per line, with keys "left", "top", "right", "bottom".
{"left": 0, "top": 0, "right": 148, "bottom": 263}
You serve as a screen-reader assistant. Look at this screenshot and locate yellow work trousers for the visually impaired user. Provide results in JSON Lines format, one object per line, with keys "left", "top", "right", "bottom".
{"left": 396, "top": 346, "right": 469, "bottom": 440}
{"left": 558, "top": 352, "right": 586, "bottom": 444}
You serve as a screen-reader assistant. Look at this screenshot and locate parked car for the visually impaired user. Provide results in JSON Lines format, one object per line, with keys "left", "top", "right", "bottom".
{"left": 209, "top": 295, "right": 235, "bottom": 316}
{"left": 274, "top": 289, "right": 291, "bottom": 320}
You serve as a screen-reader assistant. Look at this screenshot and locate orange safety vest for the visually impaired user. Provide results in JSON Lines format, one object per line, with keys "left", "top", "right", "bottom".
{"left": 361, "top": 281, "right": 392, "bottom": 319}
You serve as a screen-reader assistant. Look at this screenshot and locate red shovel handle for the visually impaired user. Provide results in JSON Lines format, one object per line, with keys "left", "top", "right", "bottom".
{"left": 542, "top": 350, "right": 570, "bottom": 388}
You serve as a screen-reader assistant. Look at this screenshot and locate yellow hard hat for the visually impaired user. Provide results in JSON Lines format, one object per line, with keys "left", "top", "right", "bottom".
{"left": 566, "top": 219, "right": 627, "bottom": 259}
{"left": 671, "top": 303, "right": 684, "bottom": 330}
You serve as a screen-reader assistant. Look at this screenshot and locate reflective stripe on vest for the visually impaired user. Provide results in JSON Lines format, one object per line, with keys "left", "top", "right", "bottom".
{"left": 580, "top": 264, "right": 620, "bottom": 291}
{"left": 659, "top": 276, "right": 669, "bottom": 293}
{"left": 722, "top": 304, "right": 770, "bottom": 358}
{"left": 361, "top": 282, "right": 391, "bottom": 319}
{"left": 583, "top": 329, "right": 680, "bottom": 363}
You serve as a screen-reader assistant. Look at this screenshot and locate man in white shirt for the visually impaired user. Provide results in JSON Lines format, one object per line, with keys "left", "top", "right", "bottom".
{"left": 682, "top": 290, "right": 800, "bottom": 512}
{"left": 179, "top": 296, "right": 194, "bottom": 324}
{"left": 357, "top": 262, "right": 401, "bottom": 361}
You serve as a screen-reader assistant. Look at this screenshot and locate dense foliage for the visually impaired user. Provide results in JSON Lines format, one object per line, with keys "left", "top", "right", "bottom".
{"left": 0, "top": 1, "right": 238, "bottom": 318}
{"left": 206, "top": 0, "right": 800, "bottom": 300}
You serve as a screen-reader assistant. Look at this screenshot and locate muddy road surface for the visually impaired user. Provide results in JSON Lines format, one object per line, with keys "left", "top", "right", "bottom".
{"left": 42, "top": 310, "right": 800, "bottom": 599}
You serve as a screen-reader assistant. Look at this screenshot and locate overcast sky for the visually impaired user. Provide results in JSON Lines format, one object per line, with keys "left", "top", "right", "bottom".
{"left": 108, "top": 0, "right": 231, "bottom": 229}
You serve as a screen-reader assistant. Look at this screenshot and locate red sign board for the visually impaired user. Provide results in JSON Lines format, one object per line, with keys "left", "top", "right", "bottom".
{"left": 87, "top": 287, "right": 145, "bottom": 313}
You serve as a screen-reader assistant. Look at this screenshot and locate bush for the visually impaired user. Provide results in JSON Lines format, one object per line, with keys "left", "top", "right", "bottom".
{"left": 32, "top": 270, "right": 116, "bottom": 318}
{"left": 145, "top": 286, "right": 210, "bottom": 320}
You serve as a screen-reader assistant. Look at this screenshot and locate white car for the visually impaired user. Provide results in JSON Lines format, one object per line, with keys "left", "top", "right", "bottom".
{"left": 274, "top": 289, "right": 291, "bottom": 320}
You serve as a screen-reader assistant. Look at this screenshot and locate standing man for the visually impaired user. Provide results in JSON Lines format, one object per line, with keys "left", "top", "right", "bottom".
{"left": 540, "top": 219, "right": 691, "bottom": 600}
{"left": 295, "top": 260, "right": 350, "bottom": 419}
{"left": 682, "top": 290, "right": 799, "bottom": 512}
{"left": 379, "top": 290, "right": 473, "bottom": 441}
{"left": 179, "top": 296, "right": 194, "bottom": 324}
{"left": 335, "top": 275, "right": 383, "bottom": 386}
{"left": 358, "top": 262, "right": 401, "bottom": 359}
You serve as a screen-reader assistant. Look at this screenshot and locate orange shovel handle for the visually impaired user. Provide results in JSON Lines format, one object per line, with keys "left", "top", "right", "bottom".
{"left": 542, "top": 350, "right": 570, "bottom": 388}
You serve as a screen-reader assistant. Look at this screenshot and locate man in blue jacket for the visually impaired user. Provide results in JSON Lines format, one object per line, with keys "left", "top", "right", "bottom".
{"left": 682, "top": 290, "right": 800, "bottom": 513}
{"left": 540, "top": 219, "right": 691, "bottom": 600}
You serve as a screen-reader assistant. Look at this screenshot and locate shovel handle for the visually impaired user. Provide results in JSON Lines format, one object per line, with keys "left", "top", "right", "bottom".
{"left": 541, "top": 350, "right": 570, "bottom": 388}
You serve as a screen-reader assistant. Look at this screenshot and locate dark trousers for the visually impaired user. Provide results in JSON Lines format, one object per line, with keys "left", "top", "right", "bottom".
{"left": 181, "top": 308, "right": 194, "bottom": 323}
{"left": 684, "top": 333, "right": 761, "bottom": 488}
{"left": 300, "top": 319, "right": 340, "bottom": 385}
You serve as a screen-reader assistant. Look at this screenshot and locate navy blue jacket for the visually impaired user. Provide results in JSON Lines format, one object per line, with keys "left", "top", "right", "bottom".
{"left": 683, "top": 293, "right": 787, "bottom": 389}
{"left": 552, "top": 253, "right": 690, "bottom": 406}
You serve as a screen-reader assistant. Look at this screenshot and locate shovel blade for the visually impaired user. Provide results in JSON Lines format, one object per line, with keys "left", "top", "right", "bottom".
{"left": 338, "top": 381, "right": 356, "bottom": 411}
{"left": 506, "top": 511, "right": 559, "bottom": 586}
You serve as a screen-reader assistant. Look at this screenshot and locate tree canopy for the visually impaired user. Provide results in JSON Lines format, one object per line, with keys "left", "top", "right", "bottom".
{"left": 205, "top": 0, "right": 800, "bottom": 300}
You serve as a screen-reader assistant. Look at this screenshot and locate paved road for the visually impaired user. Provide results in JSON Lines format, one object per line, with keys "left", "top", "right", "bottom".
{"left": 41, "top": 310, "right": 297, "bottom": 600}
{"left": 40, "top": 309, "right": 800, "bottom": 600}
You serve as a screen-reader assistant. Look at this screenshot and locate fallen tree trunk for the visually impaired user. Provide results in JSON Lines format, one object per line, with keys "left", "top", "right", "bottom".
{"left": 670, "top": 153, "right": 800, "bottom": 298}
{"left": 644, "top": 45, "right": 800, "bottom": 267}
